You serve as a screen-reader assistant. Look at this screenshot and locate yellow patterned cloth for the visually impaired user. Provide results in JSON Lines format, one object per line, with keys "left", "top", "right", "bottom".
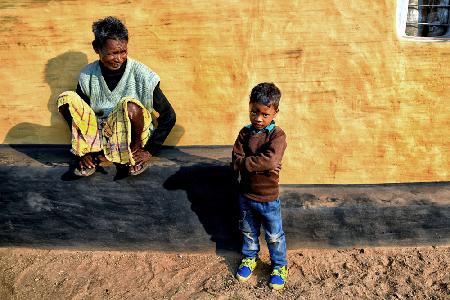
{"left": 57, "top": 91, "right": 152, "bottom": 165}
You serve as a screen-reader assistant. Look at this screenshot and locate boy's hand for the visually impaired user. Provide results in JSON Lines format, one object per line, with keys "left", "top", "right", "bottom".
{"left": 274, "top": 163, "right": 282, "bottom": 173}
{"left": 269, "top": 163, "right": 282, "bottom": 175}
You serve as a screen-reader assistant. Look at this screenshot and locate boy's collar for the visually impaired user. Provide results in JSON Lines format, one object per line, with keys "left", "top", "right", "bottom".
{"left": 245, "top": 121, "right": 276, "bottom": 133}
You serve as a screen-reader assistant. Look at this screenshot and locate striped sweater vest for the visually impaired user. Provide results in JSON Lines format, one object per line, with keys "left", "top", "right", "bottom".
{"left": 78, "top": 57, "right": 160, "bottom": 118}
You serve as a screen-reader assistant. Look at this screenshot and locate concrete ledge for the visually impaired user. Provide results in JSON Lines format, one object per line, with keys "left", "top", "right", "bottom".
{"left": 0, "top": 145, "right": 449, "bottom": 252}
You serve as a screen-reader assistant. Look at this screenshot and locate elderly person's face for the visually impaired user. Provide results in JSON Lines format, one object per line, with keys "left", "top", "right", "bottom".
{"left": 96, "top": 39, "right": 128, "bottom": 71}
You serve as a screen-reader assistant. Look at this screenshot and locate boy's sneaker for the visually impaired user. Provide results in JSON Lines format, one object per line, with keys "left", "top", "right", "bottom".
{"left": 269, "top": 265, "right": 288, "bottom": 290}
{"left": 236, "top": 258, "right": 257, "bottom": 282}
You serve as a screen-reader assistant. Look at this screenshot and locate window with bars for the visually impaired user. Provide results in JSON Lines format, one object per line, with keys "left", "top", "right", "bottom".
{"left": 405, "top": 0, "right": 450, "bottom": 37}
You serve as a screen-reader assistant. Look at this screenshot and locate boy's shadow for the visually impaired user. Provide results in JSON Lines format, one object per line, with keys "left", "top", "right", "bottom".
{"left": 3, "top": 51, "right": 87, "bottom": 163}
{"left": 163, "top": 149, "right": 242, "bottom": 271}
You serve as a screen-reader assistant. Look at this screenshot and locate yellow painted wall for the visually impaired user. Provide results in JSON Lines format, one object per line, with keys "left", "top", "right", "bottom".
{"left": 0, "top": 1, "right": 449, "bottom": 184}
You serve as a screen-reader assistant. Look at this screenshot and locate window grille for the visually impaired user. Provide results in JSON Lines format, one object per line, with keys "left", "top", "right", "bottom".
{"left": 406, "top": 0, "right": 450, "bottom": 37}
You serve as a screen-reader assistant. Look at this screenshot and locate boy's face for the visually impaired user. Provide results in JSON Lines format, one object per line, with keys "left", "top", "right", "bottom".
{"left": 95, "top": 38, "right": 128, "bottom": 71}
{"left": 249, "top": 102, "right": 278, "bottom": 130}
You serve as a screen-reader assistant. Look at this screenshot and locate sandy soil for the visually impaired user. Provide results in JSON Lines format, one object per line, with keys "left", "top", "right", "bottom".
{"left": 0, "top": 246, "right": 449, "bottom": 300}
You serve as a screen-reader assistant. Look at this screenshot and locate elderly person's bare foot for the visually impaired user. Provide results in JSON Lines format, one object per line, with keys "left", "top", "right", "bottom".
{"left": 128, "top": 148, "right": 152, "bottom": 176}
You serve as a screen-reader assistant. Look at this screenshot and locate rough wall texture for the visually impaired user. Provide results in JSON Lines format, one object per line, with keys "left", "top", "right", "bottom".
{"left": 0, "top": 1, "right": 449, "bottom": 184}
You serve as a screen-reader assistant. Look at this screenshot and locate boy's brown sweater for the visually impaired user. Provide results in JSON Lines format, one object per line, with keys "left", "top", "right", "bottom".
{"left": 232, "top": 125, "right": 287, "bottom": 202}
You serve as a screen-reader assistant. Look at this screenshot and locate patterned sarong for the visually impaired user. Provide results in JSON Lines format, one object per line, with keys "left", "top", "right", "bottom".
{"left": 57, "top": 91, "right": 152, "bottom": 165}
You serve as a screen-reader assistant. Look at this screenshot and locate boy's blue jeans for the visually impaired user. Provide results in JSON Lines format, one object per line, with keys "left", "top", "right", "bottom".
{"left": 239, "top": 194, "right": 288, "bottom": 268}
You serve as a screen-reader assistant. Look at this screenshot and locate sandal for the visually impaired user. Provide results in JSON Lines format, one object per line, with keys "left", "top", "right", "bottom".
{"left": 73, "top": 166, "right": 96, "bottom": 177}
{"left": 73, "top": 152, "right": 102, "bottom": 177}
{"left": 128, "top": 160, "right": 151, "bottom": 176}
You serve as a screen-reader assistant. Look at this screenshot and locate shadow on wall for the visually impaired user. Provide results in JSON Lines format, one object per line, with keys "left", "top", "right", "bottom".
{"left": 3, "top": 51, "right": 88, "bottom": 145}
{"left": 163, "top": 150, "right": 241, "bottom": 252}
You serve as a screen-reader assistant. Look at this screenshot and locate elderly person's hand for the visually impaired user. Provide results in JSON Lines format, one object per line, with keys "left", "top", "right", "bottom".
{"left": 79, "top": 153, "right": 96, "bottom": 170}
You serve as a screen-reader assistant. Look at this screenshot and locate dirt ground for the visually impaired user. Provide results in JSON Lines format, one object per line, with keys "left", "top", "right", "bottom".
{"left": 0, "top": 245, "right": 449, "bottom": 300}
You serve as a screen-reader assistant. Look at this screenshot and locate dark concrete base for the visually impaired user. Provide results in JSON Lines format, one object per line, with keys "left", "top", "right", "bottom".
{"left": 0, "top": 145, "right": 449, "bottom": 252}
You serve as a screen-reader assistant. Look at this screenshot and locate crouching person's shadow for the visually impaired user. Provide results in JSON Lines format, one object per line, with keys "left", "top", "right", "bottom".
{"left": 163, "top": 152, "right": 241, "bottom": 253}
{"left": 3, "top": 51, "right": 88, "bottom": 167}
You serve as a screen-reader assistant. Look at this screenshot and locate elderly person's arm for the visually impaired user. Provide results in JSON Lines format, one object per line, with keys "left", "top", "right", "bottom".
{"left": 145, "top": 82, "right": 176, "bottom": 155}
{"left": 76, "top": 84, "right": 91, "bottom": 105}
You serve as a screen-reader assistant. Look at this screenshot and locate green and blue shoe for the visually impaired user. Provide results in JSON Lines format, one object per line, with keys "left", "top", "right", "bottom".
{"left": 236, "top": 258, "right": 257, "bottom": 282}
{"left": 269, "top": 265, "right": 288, "bottom": 290}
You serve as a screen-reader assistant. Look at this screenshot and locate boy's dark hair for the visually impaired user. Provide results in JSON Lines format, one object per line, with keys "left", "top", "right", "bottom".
{"left": 249, "top": 82, "right": 281, "bottom": 110}
{"left": 92, "top": 16, "right": 128, "bottom": 50}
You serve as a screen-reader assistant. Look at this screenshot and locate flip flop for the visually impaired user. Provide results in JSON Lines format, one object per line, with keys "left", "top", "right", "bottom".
{"left": 73, "top": 152, "right": 106, "bottom": 177}
{"left": 73, "top": 166, "right": 96, "bottom": 177}
{"left": 128, "top": 160, "right": 151, "bottom": 176}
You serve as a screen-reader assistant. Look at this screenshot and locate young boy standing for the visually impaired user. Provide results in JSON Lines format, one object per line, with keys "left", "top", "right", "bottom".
{"left": 232, "top": 82, "right": 288, "bottom": 290}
